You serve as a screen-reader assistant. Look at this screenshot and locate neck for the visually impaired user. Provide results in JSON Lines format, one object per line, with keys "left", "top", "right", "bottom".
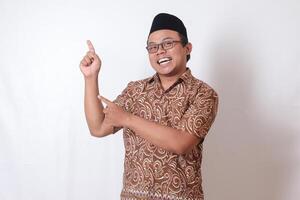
{"left": 158, "top": 67, "right": 187, "bottom": 90}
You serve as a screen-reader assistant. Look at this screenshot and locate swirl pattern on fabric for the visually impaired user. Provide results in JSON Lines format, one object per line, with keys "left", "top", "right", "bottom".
{"left": 114, "top": 68, "right": 218, "bottom": 200}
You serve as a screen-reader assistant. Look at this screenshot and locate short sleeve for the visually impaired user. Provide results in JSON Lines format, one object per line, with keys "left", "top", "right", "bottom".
{"left": 113, "top": 81, "right": 136, "bottom": 112}
{"left": 109, "top": 81, "right": 136, "bottom": 134}
{"left": 175, "top": 84, "right": 219, "bottom": 139}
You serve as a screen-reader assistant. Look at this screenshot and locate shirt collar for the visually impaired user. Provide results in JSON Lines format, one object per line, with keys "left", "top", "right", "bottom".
{"left": 148, "top": 67, "right": 192, "bottom": 84}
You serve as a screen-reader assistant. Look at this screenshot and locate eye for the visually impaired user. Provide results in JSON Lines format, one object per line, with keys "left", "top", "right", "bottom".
{"left": 163, "top": 41, "right": 173, "bottom": 48}
{"left": 147, "top": 45, "right": 158, "bottom": 52}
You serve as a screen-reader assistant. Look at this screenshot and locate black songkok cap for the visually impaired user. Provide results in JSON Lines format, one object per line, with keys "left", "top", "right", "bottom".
{"left": 149, "top": 13, "right": 188, "bottom": 41}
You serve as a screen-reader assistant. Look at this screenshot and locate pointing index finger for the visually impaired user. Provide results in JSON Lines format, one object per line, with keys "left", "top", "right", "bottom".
{"left": 87, "top": 40, "right": 95, "bottom": 52}
{"left": 100, "top": 96, "right": 113, "bottom": 106}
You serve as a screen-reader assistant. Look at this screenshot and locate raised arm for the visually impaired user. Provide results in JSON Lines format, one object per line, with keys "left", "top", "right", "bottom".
{"left": 79, "top": 40, "right": 113, "bottom": 137}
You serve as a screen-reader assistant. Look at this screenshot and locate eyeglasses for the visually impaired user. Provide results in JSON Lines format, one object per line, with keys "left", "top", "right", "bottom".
{"left": 146, "top": 40, "right": 182, "bottom": 54}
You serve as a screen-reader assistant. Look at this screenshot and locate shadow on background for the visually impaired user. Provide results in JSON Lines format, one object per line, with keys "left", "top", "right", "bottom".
{"left": 203, "top": 34, "right": 298, "bottom": 200}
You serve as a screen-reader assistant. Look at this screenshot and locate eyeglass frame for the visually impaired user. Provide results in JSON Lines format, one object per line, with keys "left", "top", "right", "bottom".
{"left": 145, "top": 39, "right": 183, "bottom": 54}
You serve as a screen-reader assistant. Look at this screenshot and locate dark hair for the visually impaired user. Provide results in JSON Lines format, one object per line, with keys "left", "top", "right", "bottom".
{"left": 178, "top": 33, "right": 191, "bottom": 62}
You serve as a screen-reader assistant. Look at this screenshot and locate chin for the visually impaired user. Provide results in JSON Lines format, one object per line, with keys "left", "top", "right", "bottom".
{"left": 154, "top": 65, "right": 175, "bottom": 76}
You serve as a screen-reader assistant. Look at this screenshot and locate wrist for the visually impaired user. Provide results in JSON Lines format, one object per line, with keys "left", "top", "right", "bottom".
{"left": 84, "top": 76, "right": 98, "bottom": 84}
{"left": 124, "top": 113, "right": 134, "bottom": 128}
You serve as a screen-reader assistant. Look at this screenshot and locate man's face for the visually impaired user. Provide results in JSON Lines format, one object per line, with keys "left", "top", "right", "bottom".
{"left": 147, "top": 30, "right": 192, "bottom": 77}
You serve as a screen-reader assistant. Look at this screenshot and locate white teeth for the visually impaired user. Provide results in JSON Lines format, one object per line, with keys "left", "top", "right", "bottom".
{"left": 158, "top": 57, "right": 172, "bottom": 64}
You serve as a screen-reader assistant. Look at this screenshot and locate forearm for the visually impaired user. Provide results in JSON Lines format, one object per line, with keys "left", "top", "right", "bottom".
{"left": 125, "top": 114, "right": 200, "bottom": 154}
{"left": 84, "top": 77, "right": 105, "bottom": 133}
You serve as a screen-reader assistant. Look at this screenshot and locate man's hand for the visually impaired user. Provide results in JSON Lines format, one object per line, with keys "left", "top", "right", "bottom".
{"left": 79, "top": 40, "right": 102, "bottom": 79}
{"left": 98, "top": 95, "right": 131, "bottom": 128}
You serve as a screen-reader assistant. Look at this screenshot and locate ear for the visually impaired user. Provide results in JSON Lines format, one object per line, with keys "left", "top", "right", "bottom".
{"left": 185, "top": 42, "right": 192, "bottom": 55}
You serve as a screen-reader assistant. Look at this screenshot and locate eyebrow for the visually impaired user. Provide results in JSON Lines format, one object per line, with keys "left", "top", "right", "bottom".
{"left": 147, "top": 37, "right": 175, "bottom": 44}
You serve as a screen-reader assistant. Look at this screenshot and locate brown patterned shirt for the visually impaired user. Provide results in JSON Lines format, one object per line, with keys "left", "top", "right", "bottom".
{"left": 114, "top": 68, "right": 218, "bottom": 200}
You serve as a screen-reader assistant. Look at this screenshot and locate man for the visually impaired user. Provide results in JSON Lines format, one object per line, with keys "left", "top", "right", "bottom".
{"left": 80, "top": 13, "right": 218, "bottom": 200}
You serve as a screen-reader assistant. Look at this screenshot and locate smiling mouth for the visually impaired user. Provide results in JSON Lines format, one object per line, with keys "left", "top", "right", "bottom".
{"left": 157, "top": 57, "right": 172, "bottom": 65}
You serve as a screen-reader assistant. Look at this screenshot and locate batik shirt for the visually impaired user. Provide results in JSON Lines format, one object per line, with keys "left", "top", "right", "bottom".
{"left": 114, "top": 68, "right": 218, "bottom": 200}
